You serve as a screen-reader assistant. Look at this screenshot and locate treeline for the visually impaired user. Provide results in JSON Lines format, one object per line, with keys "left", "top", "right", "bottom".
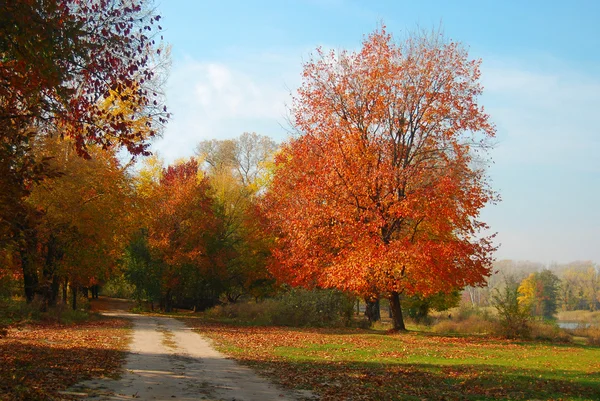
{"left": 465, "top": 260, "right": 600, "bottom": 316}
{"left": 5, "top": 1, "right": 597, "bottom": 332}
{"left": 123, "top": 133, "right": 278, "bottom": 311}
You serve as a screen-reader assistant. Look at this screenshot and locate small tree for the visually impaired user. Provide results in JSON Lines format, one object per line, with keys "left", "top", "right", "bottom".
{"left": 492, "top": 276, "right": 530, "bottom": 338}
{"left": 404, "top": 291, "right": 461, "bottom": 324}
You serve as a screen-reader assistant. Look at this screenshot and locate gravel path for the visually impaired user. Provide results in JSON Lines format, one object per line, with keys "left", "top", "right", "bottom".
{"left": 70, "top": 307, "right": 313, "bottom": 401}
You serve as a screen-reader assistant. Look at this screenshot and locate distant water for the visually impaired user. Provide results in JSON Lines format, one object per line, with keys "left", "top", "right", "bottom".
{"left": 557, "top": 321, "right": 591, "bottom": 329}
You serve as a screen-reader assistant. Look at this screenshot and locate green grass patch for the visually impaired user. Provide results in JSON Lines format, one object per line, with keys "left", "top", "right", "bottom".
{"left": 183, "top": 318, "right": 600, "bottom": 401}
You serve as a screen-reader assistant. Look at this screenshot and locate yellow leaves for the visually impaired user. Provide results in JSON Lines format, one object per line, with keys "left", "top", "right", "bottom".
{"left": 136, "top": 153, "right": 163, "bottom": 199}
{"left": 99, "top": 84, "right": 152, "bottom": 142}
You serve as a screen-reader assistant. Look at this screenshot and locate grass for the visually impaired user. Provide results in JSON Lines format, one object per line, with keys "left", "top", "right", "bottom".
{"left": 182, "top": 316, "right": 600, "bottom": 401}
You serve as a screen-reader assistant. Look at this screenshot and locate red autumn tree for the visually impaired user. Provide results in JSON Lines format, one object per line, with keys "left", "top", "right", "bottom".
{"left": 1, "top": 0, "right": 168, "bottom": 156}
{"left": 264, "top": 27, "right": 497, "bottom": 330}
{"left": 146, "top": 159, "right": 219, "bottom": 311}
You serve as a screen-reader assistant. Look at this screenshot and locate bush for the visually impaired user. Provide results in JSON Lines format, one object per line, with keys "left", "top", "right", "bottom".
{"left": 491, "top": 277, "right": 531, "bottom": 339}
{"left": 101, "top": 274, "right": 136, "bottom": 299}
{"left": 205, "top": 288, "right": 356, "bottom": 327}
{"left": 567, "top": 325, "right": 600, "bottom": 346}
{"left": 0, "top": 297, "right": 91, "bottom": 326}
{"left": 432, "top": 315, "right": 495, "bottom": 335}
{"left": 528, "top": 320, "right": 571, "bottom": 343}
{"left": 0, "top": 297, "right": 41, "bottom": 325}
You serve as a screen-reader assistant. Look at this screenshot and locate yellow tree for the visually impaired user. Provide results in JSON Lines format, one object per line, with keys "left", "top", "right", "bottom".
{"left": 27, "top": 138, "right": 135, "bottom": 308}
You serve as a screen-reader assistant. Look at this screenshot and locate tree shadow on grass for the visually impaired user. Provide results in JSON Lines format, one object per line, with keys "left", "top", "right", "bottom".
{"left": 240, "top": 358, "right": 600, "bottom": 401}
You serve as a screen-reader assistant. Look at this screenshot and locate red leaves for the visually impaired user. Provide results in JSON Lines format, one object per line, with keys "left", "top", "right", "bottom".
{"left": 1, "top": 0, "right": 169, "bottom": 159}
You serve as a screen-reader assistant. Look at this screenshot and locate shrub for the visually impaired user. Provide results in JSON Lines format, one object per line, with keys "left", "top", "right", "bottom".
{"left": 528, "top": 320, "right": 571, "bottom": 343}
{"left": 272, "top": 288, "right": 355, "bottom": 327}
{"left": 432, "top": 315, "right": 495, "bottom": 335}
{"left": 0, "top": 297, "right": 41, "bottom": 325}
{"left": 101, "top": 274, "right": 136, "bottom": 299}
{"left": 491, "top": 277, "right": 531, "bottom": 339}
{"left": 42, "top": 303, "right": 90, "bottom": 324}
{"left": 204, "top": 288, "right": 356, "bottom": 328}
{"left": 568, "top": 325, "right": 600, "bottom": 346}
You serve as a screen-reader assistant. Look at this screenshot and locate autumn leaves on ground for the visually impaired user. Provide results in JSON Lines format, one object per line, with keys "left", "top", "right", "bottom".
{"left": 189, "top": 321, "right": 600, "bottom": 401}
{"left": 2, "top": 0, "right": 600, "bottom": 400}
{"left": 0, "top": 299, "right": 131, "bottom": 401}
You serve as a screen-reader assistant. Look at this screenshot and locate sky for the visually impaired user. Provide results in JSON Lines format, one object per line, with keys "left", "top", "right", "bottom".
{"left": 151, "top": 0, "right": 600, "bottom": 265}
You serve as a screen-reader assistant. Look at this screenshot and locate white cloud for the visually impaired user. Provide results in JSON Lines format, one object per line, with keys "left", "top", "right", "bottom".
{"left": 152, "top": 55, "right": 301, "bottom": 163}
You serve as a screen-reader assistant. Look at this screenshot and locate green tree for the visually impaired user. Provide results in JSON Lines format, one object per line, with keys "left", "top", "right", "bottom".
{"left": 492, "top": 276, "right": 531, "bottom": 338}
{"left": 196, "top": 133, "right": 278, "bottom": 303}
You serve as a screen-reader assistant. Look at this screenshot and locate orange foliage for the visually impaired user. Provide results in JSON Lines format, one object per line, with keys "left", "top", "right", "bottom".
{"left": 264, "top": 27, "right": 496, "bottom": 305}
{"left": 147, "top": 159, "right": 219, "bottom": 292}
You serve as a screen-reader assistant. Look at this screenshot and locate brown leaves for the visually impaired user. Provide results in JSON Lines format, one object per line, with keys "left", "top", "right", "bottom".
{"left": 0, "top": 318, "right": 130, "bottom": 401}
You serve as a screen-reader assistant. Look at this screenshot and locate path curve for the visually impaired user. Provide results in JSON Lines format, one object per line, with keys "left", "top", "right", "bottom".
{"left": 71, "top": 303, "right": 313, "bottom": 401}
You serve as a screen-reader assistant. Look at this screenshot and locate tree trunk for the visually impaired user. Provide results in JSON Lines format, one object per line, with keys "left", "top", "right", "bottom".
{"left": 389, "top": 291, "right": 406, "bottom": 331}
{"left": 50, "top": 275, "right": 60, "bottom": 307}
{"left": 72, "top": 286, "right": 78, "bottom": 311}
{"left": 62, "top": 278, "right": 68, "bottom": 304}
{"left": 20, "top": 247, "right": 38, "bottom": 303}
{"left": 365, "top": 297, "right": 381, "bottom": 322}
{"left": 91, "top": 285, "right": 99, "bottom": 299}
{"left": 164, "top": 290, "right": 172, "bottom": 312}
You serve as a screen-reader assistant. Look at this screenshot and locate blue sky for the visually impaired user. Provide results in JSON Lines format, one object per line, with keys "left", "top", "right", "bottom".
{"left": 152, "top": 0, "right": 600, "bottom": 264}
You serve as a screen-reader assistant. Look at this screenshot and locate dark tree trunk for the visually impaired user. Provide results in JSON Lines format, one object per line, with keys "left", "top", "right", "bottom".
{"left": 22, "top": 257, "right": 38, "bottom": 303}
{"left": 164, "top": 290, "right": 172, "bottom": 312}
{"left": 20, "top": 244, "right": 38, "bottom": 303}
{"left": 365, "top": 297, "right": 381, "bottom": 322}
{"left": 16, "top": 210, "right": 39, "bottom": 303}
{"left": 72, "top": 286, "right": 78, "bottom": 310}
{"left": 62, "top": 278, "right": 68, "bottom": 304}
{"left": 42, "top": 234, "right": 62, "bottom": 308}
{"left": 389, "top": 291, "right": 406, "bottom": 331}
{"left": 49, "top": 275, "right": 60, "bottom": 307}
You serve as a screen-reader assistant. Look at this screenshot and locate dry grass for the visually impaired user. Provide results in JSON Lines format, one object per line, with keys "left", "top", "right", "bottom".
{"left": 567, "top": 326, "right": 600, "bottom": 346}
{"left": 432, "top": 315, "right": 495, "bottom": 335}
{"left": 557, "top": 310, "right": 600, "bottom": 323}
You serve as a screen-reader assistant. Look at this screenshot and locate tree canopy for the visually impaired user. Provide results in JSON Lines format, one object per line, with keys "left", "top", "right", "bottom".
{"left": 263, "top": 27, "right": 497, "bottom": 330}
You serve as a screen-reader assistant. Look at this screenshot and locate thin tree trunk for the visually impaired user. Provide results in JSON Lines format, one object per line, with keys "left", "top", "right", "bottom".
{"left": 20, "top": 247, "right": 38, "bottom": 303}
{"left": 389, "top": 291, "right": 406, "bottom": 331}
{"left": 72, "top": 286, "right": 78, "bottom": 311}
{"left": 62, "top": 278, "right": 68, "bottom": 304}
{"left": 50, "top": 275, "right": 60, "bottom": 307}
{"left": 365, "top": 297, "right": 381, "bottom": 322}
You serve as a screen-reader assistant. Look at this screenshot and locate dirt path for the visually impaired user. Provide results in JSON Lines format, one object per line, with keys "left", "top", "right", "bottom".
{"left": 71, "top": 300, "right": 313, "bottom": 401}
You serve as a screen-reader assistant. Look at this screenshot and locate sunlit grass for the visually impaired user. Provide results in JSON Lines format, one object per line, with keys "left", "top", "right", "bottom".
{"left": 184, "top": 318, "right": 600, "bottom": 401}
